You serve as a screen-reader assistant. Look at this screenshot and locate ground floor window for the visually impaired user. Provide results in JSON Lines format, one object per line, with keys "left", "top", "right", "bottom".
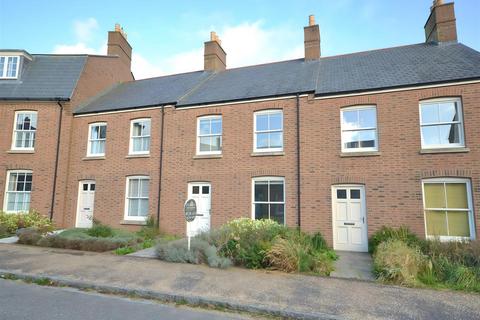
{"left": 252, "top": 177, "right": 285, "bottom": 224}
{"left": 3, "top": 170, "right": 32, "bottom": 213}
{"left": 124, "top": 176, "right": 149, "bottom": 220}
{"left": 422, "top": 178, "right": 475, "bottom": 240}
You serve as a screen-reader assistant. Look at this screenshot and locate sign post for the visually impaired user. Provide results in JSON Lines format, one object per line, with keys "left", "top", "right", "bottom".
{"left": 184, "top": 199, "right": 197, "bottom": 251}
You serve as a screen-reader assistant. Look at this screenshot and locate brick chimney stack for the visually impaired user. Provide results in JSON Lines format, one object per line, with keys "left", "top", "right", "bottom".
{"left": 204, "top": 31, "right": 226, "bottom": 72}
{"left": 304, "top": 15, "right": 321, "bottom": 60}
{"left": 424, "top": 0, "right": 458, "bottom": 43}
{"left": 107, "top": 23, "right": 132, "bottom": 69}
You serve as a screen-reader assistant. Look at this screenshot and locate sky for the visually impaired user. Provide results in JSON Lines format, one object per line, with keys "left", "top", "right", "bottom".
{"left": 0, "top": 0, "right": 479, "bottom": 79}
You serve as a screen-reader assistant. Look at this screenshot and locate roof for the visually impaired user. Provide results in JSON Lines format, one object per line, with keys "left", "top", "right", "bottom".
{"left": 74, "top": 42, "right": 480, "bottom": 114}
{"left": 75, "top": 71, "right": 212, "bottom": 114}
{"left": 0, "top": 54, "right": 87, "bottom": 100}
{"left": 315, "top": 42, "right": 480, "bottom": 96}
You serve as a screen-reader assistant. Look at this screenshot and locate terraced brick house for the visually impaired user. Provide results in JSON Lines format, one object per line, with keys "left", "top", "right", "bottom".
{"left": 2, "top": 1, "right": 480, "bottom": 251}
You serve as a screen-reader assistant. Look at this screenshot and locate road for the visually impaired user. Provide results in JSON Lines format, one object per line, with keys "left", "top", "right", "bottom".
{"left": 0, "top": 279, "right": 260, "bottom": 320}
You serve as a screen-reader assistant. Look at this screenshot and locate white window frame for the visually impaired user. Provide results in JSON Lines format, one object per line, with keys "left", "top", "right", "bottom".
{"left": 124, "top": 176, "right": 150, "bottom": 221}
{"left": 419, "top": 97, "right": 465, "bottom": 149}
{"left": 196, "top": 115, "right": 222, "bottom": 155}
{"left": 87, "top": 122, "right": 107, "bottom": 157}
{"left": 251, "top": 176, "right": 286, "bottom": 225}
{"left": 129, "top": 118, "right": 151, "bottom": 155}
{"left": 3, "top": 170, "right": 33, "bottom": 213}
{"left": 11, "top": 110, "right": 37, "bottom": 151}
{"left": 0, "top": 56, "right": 20, "bottom": 79}
{"left": 422, "top": 178, "right": 475, "bottom": 241}
{"left": 253, "top": 109, "right": 284, "bottom": 153}
{"left": 340, "top": 105, "right": 378, "bottom": 153}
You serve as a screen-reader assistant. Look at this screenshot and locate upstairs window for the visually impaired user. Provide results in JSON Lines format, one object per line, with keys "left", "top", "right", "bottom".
{"left": 12, "top": 111, "right": 37, "bottom": 150}
{"left": 129, "top": 119, "right": 151, "bottom": 155}
{"left": 87, "top": 123, "right": 107, "bottom": 157}
{"left": 197, "top": 115, "right": 222, "bottom": 155}
{"left": 254, "top": 110, "right": 283, "bottom": 152}
{"left": 341, "top": 106, "right": 378, "bottom": 152}
{"left": 0, "top": 56, "right": 19, "bottom": 79}
{"left": 420, "top": 98, "right": 465, "bottom": 149}
{"left": 3, "top": 170, "right": 32, "bottom": 213}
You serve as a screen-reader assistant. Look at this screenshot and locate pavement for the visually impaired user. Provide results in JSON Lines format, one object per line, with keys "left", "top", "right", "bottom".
{"left": 1, "top": 244, "right": 479, "bottom": 320}
{"left": 331, "top": 251, "right": 375, "bottom": 281}
{"left": 0, "top": 279, "right": 258, "bottom": 320}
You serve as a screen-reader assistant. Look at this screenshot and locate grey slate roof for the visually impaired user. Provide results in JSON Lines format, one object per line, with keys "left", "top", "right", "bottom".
{"left": 315, "top": 42, "right": 480, "bottom": 96}
{"left": 0, "top": 55, "right": 87, "bottom": 100}
{"left": 75, "top": 71, "right": 211, "bottom": 114}
{"left": 74, "top": 42, "right": 480, "bottom": 114}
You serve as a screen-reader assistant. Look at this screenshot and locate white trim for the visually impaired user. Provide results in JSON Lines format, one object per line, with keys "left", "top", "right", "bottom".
{"left": 3, "top": 170, "right": 33, "bottom": 213}
{"left": 253, "top": 109, "right": 283, "bottom": 153}
{"left": 86, "top": 122, "right": 107, "bottom": 157}
{"left": 419, "top": 97, "right": 465, "bottom": 149}
{"left": 75, "top": 180, "right": 95, "bottom": 228}
{"left": 74, "top": 105, "right": 173, "bottom": 118}
{"left": 331, "top": 184, "right": 368, "bottom": 252}
{"left": 421, "top": 177, "right": 475, "bottom": 241}
{"left": 0, "top": 55, "right": 20, "bottom": 79}
{"left": 11, "top": 110, "right": 37, "bottom": 151}
{"left": 340, "top": 105, "right": 378, "bottom": 153}
{"left": 128, "top": 118, "right": 151, "bottom": 155}
{"left": 314, "top": 80, "right": 480, "bottom": 100}
{"left": 196, "top": 115, "right": 222, "bottom": 155}
{"left": 177, "top": 94, "right": 308, "bottom": 110}
{"left": 124, "top": 176, "right": 150, "bottom": 221}
{"left": 251, "top": 176, "right": 286, "bottom": 225}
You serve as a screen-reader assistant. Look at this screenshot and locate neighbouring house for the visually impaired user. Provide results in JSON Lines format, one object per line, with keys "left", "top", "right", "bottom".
{"left": 2, "top": 1, "right": 480, "bottom": 252}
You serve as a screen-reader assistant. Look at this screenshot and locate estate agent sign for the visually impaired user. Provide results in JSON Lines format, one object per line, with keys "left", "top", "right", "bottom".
{"left": 184, "top": 199, "right": 197, "bottom": 222}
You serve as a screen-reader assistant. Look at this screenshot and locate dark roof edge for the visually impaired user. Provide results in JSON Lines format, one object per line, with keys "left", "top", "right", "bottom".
{"left": 73, "top": 102, "right": 174, "bottom": 116}
{"left": 176, "top": 91, "right": 314, "bottom": 108}
{"left": 0, "top": 97, "right": 70, "bottom": 101}
{"left": 314, "top": 77, "right": 480, "bottom": 99}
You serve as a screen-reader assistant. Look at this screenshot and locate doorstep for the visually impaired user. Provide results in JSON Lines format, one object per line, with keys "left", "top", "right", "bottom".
{"left": 127, "top": 247, "right": 157, "bottom": 258}
{"left": 330, "top": 251, "right": 375, "bottom": 281}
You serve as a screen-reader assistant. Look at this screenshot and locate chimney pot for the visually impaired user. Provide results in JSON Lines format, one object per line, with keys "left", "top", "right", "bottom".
{"left": 309, "top": 15, "right": 315, "bottom": 26}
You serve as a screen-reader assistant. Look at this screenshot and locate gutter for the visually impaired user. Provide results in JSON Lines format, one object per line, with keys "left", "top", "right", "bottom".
{"left": 49, "top": 100, "right": 65, "bottom": 221}
{"left": 156, "top": 105, "right": 165, "bottom": 228}
{"left": 0, "top": 97, "right": 69, "bottom": 101}
{"left": 296, "top": 94, "right": 301, "bottom": 229}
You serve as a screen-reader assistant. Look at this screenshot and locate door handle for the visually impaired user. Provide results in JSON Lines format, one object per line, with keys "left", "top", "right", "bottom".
{"left": 362, "top": 217, "right": 365, "bottom": 224}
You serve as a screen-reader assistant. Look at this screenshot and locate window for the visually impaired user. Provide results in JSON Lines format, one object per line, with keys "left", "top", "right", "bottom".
{"left": 129, "top": 119, "right": 151, "bottom": 155}
{"left": 341, "top": 106, "right": 378, "bottom": 152}
{"left": 254, "top": 110, "right": 283, "bottom": 152}
{"left": 12, "top": 111, "right": 37, "bottom": 150}
{"left": 87, "top": 123, "right": 107, "bottom": 157}
{"left": 0, "top": 56, "right": 19, "bottom": 79}
{"left": 197, "top": 115, "right": 222, "bottom": 155}
{"left": 3, "top": 170, "right": 32, "bottom": 213}
{"left": 252, "top": 177, "right": 285, "bottom": 224}
{"left": 125, "top": 176, "right": 150, "bottom": 220}
{"left": 422, "top": 178, "right": 475, "bottom": 240}
{"left": 420, "top": 98, "right": 464, "bottom": 149}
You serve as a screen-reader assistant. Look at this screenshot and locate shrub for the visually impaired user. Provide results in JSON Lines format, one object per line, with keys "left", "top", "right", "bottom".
{"left": 114, "top": 246, "right": 136, "bottom": 255}
{"left": 156, "top": 238, "right": 232, "bottom": 269}
{"left": 137, "top": 216, "right": 161, "bottom": 240}
{"left": 0, "top": 210, "right": 54, "bottom": 234}
{"left": 17, "top": 227, "right": 43, "bottom": 245}
{"left": 369, "top": 226, "right": 421, "bottom": 253}
{"left": 86, "top": 221, "right": 114, "bottom": 238}
{"left": 373, "top": 239, "right": 429, "bottom": 286}
{"left": 37, "top": 235, "right": 134, "bottom": 252}
{"left": 0, "top": 224, "right": 9, "bottom": 238}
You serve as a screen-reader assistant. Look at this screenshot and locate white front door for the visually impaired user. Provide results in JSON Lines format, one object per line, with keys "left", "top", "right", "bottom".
{"left": 332, "top": 185, "right": 368, "bottom": 252}
{"left": 187, "top": 182, "right": 211, "bottom": 236}
{"left": 76, "top": 180, "right": 96, "bottom": 228}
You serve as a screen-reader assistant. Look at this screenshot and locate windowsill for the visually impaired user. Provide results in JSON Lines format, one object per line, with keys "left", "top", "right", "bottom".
{"left": 126, "top": 154, "right": 150, "bottom": 159}
{"left": 193, "top": 154, "right": 223, "bottom": 159}
{"left": 6, "top": 149, "right": 35, "bottom": 154}
{"left": 120, "top": 219, "right": 147, "bottom": 226}
{"left": 340, "top": 151, "right": 381, "bottom": 157}
{"left": 82, "top": 156, "right": 106, "bottom": 161}
{"left": 420, "top": 147, "right": 470, "bottom": 154}
{"left": 251, "top": 151, "right": 285, "bottom": 157}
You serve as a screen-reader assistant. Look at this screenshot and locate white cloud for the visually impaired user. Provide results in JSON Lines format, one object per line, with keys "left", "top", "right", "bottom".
{"left": 53, "top": 18, "right": 305, "bottom": 79}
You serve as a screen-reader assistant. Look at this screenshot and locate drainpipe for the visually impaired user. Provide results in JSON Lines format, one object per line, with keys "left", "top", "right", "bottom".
{"left": 49, "top": 100, "right": 64, "bottom": 221}
{"left": 296, "top": 94, "right": 301, "bottom": 229}
{"left": 156, "top": 105, "right": 165, "bottom": 228}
